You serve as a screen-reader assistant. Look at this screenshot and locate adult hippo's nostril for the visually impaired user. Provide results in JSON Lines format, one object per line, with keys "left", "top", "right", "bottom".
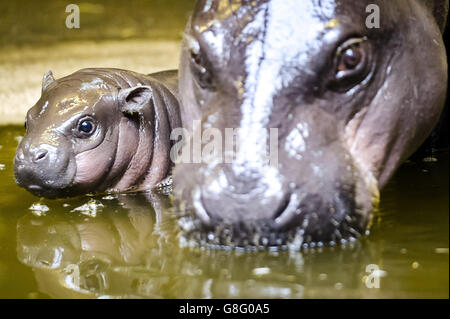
{"left": 32, "top": 149, "right": 48, "bottom": 163}
{"left": 195, "top": 167, "right": 290, "bottom": 227}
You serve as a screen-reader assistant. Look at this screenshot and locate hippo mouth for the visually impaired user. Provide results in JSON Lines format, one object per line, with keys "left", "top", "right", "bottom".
{"left": 15, "top": 177, "right": 75, "bottom": 199}
{"left": 174, "top": 185, "right": 375, "bottom": 250}
{"left": 22, "top": 184, "right": 74, "bottom": 199}
{"left": 14, "top": 160, "right": 77, "bottom": 199}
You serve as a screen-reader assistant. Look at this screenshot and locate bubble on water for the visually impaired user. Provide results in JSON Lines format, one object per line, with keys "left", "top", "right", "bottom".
{"left": 334, "top": 282, "right": 343, "bottom": 290}
{"left": 252, "top": 267, "right": 271, "bottom": 276}
{"left": 0, "top": 164, "right": 5, "bottom": 171}
{"left": 102, "top": 195, "right": 117, "bottom": 200}
{"left": 62, "top": 203, "right": 70, "bottom": 208}
{"left": 411, "top": 261, "right": 420, "bottom": 269}
{"left": 29, "top": 203, "right": 50, "bottom": 216}
{"left": 14, "top": 136, "right": 23, "bottom": 144}
{"left": 435, "top": 248, "right": 449, "bottom": 254}
{"left": 71, "top": 199, "right": 104, "bottom": 217}
{"left": 422, "top": 157, "right": 438, "bottom": 163}
{"left": 319, "top": 273, "right": 328, "bottom": 281}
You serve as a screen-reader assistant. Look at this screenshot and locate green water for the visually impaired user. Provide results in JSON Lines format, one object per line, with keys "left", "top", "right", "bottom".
{"left": 0, "top": 125, "right": 448, "bottom": 299}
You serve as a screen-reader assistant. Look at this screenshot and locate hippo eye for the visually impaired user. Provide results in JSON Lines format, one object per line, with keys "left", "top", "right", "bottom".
{"left": 76, "top": 118, "right": 96, "bottom": 137}
{"left": 339, "top": 46, "right": 363, "bottom": 71}
{"left": 189, "top": 47, "right": 216, "bottom": 91}
{"left": 331, "top": 37, "right": 371, "bottom": 91}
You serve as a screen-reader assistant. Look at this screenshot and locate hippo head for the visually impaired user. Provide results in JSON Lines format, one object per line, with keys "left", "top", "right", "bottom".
{"left": 173, "top": 0, "right": 448, "bottom": 247}
{"left": 14, "top": 69, "right": 164, "bottom": 198}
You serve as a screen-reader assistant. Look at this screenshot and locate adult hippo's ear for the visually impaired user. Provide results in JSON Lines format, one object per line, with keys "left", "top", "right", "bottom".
{"left": 42, "top": 70, "right": 55, "bottom": 93}
{"left": 118, "top": 86, "right": 153, "bottom": 115}
{"left": 424, "top": 0, "right": 449, "bottom": 33}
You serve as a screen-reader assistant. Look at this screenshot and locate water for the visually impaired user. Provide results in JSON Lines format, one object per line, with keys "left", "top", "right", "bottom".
{"left": 0, "top": 125, "right": 448, "bottom": 299}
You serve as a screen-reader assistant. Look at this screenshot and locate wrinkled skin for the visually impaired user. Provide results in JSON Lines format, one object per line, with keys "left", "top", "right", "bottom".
{"left": 174, "top": 0, "right": 448, "bottom": 247}
{"left": 14, "top": 68, "right": 181, "bottom": 198}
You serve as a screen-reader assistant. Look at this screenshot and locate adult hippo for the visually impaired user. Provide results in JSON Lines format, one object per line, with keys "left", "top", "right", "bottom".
{"left": 14, "top": 68, "right": 181, "bottom": 198}
{"left": 173, "top": 0, "right": 448, "bottom": 248}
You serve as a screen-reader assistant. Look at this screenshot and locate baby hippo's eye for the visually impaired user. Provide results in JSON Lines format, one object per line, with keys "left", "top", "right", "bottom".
{"left": 79, "top": 120, "right": 93, "bottom": 133}
{"left": 76, "top": 118, "right": 96, "bottom": 137}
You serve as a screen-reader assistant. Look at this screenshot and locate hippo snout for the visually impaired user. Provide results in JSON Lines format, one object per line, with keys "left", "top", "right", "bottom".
{"left": 174, "top": 158, "right": 373, "bottom": 248}
{"left": 192, "top": 165, "right": 290, "bottom": 226}
{"left": 14, "top": 141, "right": 76, "bottom": 198}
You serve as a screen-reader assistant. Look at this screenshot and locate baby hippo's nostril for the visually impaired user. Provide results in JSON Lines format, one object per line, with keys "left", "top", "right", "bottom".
{"left": 14, "top": 148, "right": 24, "bottom": 162}
{"left": 33, "top": 149, "right": 48, "bottom": 163}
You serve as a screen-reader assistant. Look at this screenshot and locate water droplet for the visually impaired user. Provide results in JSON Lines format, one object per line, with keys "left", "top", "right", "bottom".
{"left": 29, "top": 203, "right": 49, "bottom": 216}
{"left": 71, "top": 199, "right": 104, "bottom": 217}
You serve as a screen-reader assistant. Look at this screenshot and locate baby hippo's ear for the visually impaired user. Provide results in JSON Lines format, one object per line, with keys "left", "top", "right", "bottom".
{"left": 42, "top": 70, "right": 55, "bottom": 93}
{"left": 118, "top": 86, "right": 153, "bottom": 115}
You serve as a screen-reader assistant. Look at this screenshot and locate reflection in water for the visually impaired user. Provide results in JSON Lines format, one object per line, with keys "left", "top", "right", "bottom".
{"left": 17, "top": 192, "right": 175, "bottom": 298}
{"left": 16, "top": 191, "right": 387, "bottom": 299}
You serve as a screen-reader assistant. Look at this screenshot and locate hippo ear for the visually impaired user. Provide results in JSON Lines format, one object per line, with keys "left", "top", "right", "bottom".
{"left": 42, "top": 70, "right": 55, "bottom": 92}
{"left": 424, "top": 0, "right": 449, "bottom": 33}
{"left": 434, "top": 0, "right": 449, "bottom": 33}
{"left": 118, "top": 86, "right": 153, "bottom": 115}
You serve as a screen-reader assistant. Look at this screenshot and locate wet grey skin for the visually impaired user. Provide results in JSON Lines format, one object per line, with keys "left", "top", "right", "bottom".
{"left": 14, "top": 68, "right": 181, "bottom": 198}
{"left": 173, "top": 0, "right": 449, "bottom": 247}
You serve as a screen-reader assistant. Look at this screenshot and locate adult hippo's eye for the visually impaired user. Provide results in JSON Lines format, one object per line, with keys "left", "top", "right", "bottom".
{"left": 339, "top": 46, "right": 363, "bottom": 71}
{"left": 188, "top": 39, "right": 216, "bottom": 91}
{"left": 76, "top": 118, "right": 96, "bottom": 137}
{"left": 330, "top": 37, "right": 372, "bottom": 91}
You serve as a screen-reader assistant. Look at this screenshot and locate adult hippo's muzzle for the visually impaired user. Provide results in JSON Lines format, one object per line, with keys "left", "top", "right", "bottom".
{"left": 14, "top": 132, "right": 76, "bottom": 198}
{"left": 175, "top": 109, "right": 377, "bottom": 247}
{"left": 173, "top": 0, "right": 448, "bottom": 248}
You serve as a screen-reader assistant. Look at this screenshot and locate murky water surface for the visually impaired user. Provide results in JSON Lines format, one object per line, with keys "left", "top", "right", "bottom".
{"left": 0, "top": 126, "right": 448, "bottom": 299}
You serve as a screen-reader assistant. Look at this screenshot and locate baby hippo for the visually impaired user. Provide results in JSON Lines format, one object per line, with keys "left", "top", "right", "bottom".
{"left": 14, "top": 68, "right": 181, "bottom": 198}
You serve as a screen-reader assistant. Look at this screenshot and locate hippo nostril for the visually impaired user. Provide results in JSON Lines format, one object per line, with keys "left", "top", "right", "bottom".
{"left": 33, "top": 149, "right": 48, "bottom": 162}
{"left": 273, "top": 193, "right": 302, "bottom": 228}
{"left": 272, "top": 195, "right": 291, "bottom": 220}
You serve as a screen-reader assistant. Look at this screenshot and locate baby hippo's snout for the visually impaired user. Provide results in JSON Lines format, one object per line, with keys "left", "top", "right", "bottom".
{"left": 14, "top": 139, "right": 76, "bottom": 198}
